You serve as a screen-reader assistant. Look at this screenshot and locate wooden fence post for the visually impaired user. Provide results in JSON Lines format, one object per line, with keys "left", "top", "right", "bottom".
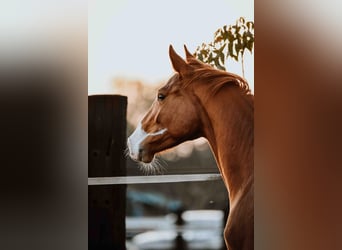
{"left": 88, "top": 95, "right": 127, "bottom": 250}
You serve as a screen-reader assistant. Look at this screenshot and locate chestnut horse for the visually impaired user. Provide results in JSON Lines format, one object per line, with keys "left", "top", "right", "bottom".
{"left": 127, "top": 45, "right": 254, "bottom": 250}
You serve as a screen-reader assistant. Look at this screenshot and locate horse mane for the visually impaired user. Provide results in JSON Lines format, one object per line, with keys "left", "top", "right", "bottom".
{"left": 184, "top": 57, "right": 252, "bottom": 97}
{"left": 183, "top": 57, "right": 254, "bottom": 172}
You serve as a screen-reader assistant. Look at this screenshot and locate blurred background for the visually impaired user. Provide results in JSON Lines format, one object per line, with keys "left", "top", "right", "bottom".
{"left": 2, "top": 0, "right": 341, "bottom": 249}
{"left": 0, "top": 1, "right": 87, "bottom": 250}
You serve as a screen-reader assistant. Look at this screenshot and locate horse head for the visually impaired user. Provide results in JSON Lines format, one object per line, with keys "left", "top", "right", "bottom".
{"left": 127, "top": 45, "right": 203, "bottom": 163}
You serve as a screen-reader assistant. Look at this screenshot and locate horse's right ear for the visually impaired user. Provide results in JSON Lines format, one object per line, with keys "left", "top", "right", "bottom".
{"left": 169, "top": 45, "right": 189, "bottom": 76}
{"left": 184, "top": 45, "right": 195, "bottom": 61}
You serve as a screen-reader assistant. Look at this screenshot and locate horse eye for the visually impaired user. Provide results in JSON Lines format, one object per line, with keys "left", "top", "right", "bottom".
{"left": 157, "top": 93, "right": 166, "bottom": 101}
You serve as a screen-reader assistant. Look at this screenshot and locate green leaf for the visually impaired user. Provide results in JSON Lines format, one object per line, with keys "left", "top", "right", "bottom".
{"left": 194, "top": 17, "right": 254, "bottom": 71}
{"left": 219, "top": 43, "right": 226, "bottom": 51}
{"left": 208, "top": 52, "right": 213, "bottom": 63}
{"left": 214, "top": 29, "right": 221, "bottom": 38}
{"left": 246, "top": 21, "right": 254, "bottom": 31}
{"left": 228, "top": 42, "right": 233, "bottom": 57}
{"left": 198, "top": 53, "right": 203, "bottom": 61}
{"left": 214, "top": 35, "right": 223, "bottom": 43}
{"left": 242, "top": 32, "right": 249, "bottom": 49}
{"left": 201, "top": 49, "right": 208, "bottom": 57}
{"left": 227, "top": 30, "right": 234, "bottom": 42}
{"left": 214, "top": 57, "right": 219, "bottom": 67}
{"left": 219, "top": 51, "right": 225, "bottom": 64}
{"left": 246, "top": 41, "right": 253, "bottom": 52}
{"left": 235, "top": 42, "right": 242, "bottom": 54}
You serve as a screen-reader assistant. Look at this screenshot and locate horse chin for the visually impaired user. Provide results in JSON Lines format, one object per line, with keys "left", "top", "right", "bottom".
{"left": 140, "top": 153, "right": 155, "bottom": 164}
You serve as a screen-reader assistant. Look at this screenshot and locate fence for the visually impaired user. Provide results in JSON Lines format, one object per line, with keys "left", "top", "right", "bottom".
{"left": 88, "top": 95, "right": 223, "bottom": 250}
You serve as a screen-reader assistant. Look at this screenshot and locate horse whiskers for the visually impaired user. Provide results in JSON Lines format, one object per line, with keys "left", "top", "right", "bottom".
{"left": 124, "top": 146, "right": 167, "bottom": 175}
{"left": 138, "top": 155, "right": 167, "bottom": 175}
{"left": 124, "top": 147, "right": 130, "bottom": 158}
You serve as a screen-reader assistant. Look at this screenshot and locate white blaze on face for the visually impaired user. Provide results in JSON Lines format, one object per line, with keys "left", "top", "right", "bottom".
{"left": 127, "top": 122, "right": 167, "bottom": 161}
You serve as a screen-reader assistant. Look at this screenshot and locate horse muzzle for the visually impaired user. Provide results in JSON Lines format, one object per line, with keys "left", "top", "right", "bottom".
{"left": 127, "top": 122, "right": 167, "bottom": 163}
{"left": 127, "top": 137, "right": 154, "bottom": 163}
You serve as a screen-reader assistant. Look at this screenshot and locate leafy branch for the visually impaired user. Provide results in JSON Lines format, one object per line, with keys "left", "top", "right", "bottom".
{"left": 194, "top": 17, "right": 254, "bottom": 77}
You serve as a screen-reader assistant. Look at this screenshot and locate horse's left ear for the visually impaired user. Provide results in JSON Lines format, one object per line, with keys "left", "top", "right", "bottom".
{"left": 169, "top": 45, "right": 190, "bottom": 76}
{"left": 184, "top": 45, "right": 195, "bottom": 61}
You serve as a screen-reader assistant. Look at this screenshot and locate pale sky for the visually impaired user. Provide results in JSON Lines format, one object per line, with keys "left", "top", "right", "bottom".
{"left": 89, "top": 0, "right": 254, "bottom": 94}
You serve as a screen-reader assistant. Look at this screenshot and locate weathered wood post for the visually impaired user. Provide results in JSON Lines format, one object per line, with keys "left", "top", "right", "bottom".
{"left": 88, "top": 95, "right": 127, "bottom": 250}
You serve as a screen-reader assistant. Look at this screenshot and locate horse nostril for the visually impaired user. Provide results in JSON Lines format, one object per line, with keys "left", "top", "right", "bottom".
{"left": 139, "top": 148, "right": 143, "bottom": 154}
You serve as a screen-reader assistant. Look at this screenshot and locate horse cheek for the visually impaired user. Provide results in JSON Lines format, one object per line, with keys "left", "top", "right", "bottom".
{"left": 178, "top": 104, "right": 199, "bottom": 138}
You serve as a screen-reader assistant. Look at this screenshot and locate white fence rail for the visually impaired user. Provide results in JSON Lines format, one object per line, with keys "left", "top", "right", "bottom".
{"left": 88, "top": 173, "right": 222, "bottom": 185}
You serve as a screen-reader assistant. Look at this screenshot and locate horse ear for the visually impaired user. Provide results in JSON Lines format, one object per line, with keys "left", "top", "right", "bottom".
{"left": 169, "top": 45, "right": 189, "bottom": 75}
{"left": 184, "top": 44, "right": 195, "bottom": 61}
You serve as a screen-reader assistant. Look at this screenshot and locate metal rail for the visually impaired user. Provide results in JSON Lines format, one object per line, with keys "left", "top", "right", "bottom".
{"left": 88, "top": 173, "right": 222, "bottom": 185}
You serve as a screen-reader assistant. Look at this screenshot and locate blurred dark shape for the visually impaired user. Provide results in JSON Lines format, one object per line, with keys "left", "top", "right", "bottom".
{"left": 0, "top": 60, "right": 87, "bottom": 250}
{"left": 127, "top": 181, "right": 228, "bottom": 219}
{"left": 0, "top": 2, "right": 87, "bottom": 248}
{"left": 256, "top": 1, "right": 342, "bottom": 249}
{"left": 175, "top": 207, "right": 185, "bottom": 226}
{"left": 129, "top": 209, "right": 225, "bottom": 249}
{"left": 174, "top": 233, "right": 187, "bottom": 250}
{"left": 127, "top": 190, "right": 183, "bottom": 216}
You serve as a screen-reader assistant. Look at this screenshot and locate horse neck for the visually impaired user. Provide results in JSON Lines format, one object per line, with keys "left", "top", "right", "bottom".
{"left": 196, "top": 85, "right": 254, "bottom": 200}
